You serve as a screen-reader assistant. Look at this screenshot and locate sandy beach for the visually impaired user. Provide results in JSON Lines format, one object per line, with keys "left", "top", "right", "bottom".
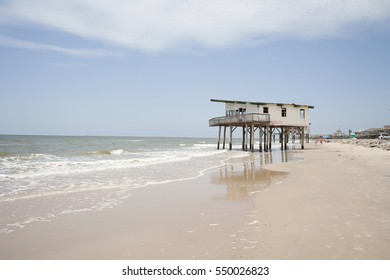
{"left": 251, "top": 141, "right": 390, "bottom": 259}
{"left": 0, "top": 141, "right": 389, "bottom": 259}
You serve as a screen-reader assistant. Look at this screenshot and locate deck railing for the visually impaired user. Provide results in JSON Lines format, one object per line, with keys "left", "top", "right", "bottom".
{"left": 209, "top": 113, "right": 270, "bottom": 127}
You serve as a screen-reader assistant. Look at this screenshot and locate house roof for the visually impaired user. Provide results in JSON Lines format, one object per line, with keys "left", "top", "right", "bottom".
{"left": 210, "top": 99, "right": 314, "bottom": 109}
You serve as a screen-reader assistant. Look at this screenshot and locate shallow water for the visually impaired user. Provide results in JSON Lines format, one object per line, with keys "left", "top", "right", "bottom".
{"left": 0, "top": 135, "right": 300, "bottom": 235}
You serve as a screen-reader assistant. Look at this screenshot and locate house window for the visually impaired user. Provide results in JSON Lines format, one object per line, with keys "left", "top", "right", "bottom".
{"left": 281, "top": 108, "right": 287, "bottom": 117}
{"left": 300, "top": 109, "right": 305, "bottom": 119}
{"left": 239, "top": 108, "right": 246, "bottom": 114}
{"left": 226, "top": 110, "right": 236, "bottom": 116}
{"left": 263, "top": 107, "right": 269, "bottom": 114}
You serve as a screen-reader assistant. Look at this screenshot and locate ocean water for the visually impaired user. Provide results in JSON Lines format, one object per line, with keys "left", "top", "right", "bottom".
{"left": 0, "top": 135, "right": 231, "bottom": 201}
{"left": 0, "top": 135, "right": 292, "bottom": 234}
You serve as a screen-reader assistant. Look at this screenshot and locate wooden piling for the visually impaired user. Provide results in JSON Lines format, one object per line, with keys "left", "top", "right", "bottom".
{"left": 213, "top": 117, "right": 309, "bottom": 153}
{"left": 268, "top": 127, "right": 272, "bottom": 151}
{"left": 284, "top": 128, "right": 288, "bottom": 150}
{"left": 245, "top": 124, "right": 249, "bottom": 151}
{"left": 280, "top": 127, "right": 284, "bottom": 150}
{"left": 259, "top": 126, "right": 263, "bottom": 152}
{"left": 242, "top": 127, "right": 245, "bottom": 151}
{"left": 264, "top": 126, "right": 269, "bottom": 152}
{"left": 229, "top": 125, "right": 233, "bottom": 150}
{"left": 251, "top": 124, "right": 255, "bottom": 152}
{"left": 222, "top": 126, "right": 226, "bottom": 149}
{"left": 217, "top": 126, "right": 221, "bottom": 150}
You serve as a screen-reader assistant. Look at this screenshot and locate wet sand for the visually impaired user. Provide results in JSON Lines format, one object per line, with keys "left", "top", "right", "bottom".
{"left": 1, "top": 142, "right": 389, "bottom": 259}
{"left": 0, "top": 151, "right": 288, "bottom": 259}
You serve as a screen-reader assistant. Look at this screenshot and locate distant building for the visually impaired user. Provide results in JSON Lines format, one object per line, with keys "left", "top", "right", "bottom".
{"left": 356, "top": 126, "right": 390, "bottom": 139}
{"left": 208, "top": 99, "right": 314, "bottom": 152}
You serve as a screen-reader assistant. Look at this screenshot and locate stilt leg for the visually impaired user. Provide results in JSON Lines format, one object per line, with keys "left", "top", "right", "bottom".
{"left": 245, "top": 124, "right": 249, "bottom": 151}
{"left": 284, "top": 128, "right": 288, "bottom": 150}
{"left": 269, "top": 127, "right": 272, "bottom": 151}
{"left": 251, "top": 124, "right": 255, "bottom": 152}
{"left": 280, "top": 127, "right": 284, "bottom": 150}
{"left": 229, "top": 125, "right": 233, "bottom": 150}
{"left": 259, "top": 127, "right": 263, "bottom": 152}
{"left": 217, "top": 126, "right": 221, "bottom": 150}
{"left": 223, "top": 126, "right": 226, "bottom": 149}
{"left": 242, "top": 127, "right": 245, "bottom": 151}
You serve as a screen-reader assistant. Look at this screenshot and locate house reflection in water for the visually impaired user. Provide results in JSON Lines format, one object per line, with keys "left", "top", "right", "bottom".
{"left": 258, "top": 148, "right": 300, "bottom": 165}
{"left": 211, "top": 151, "right": 290, "bottom": 200}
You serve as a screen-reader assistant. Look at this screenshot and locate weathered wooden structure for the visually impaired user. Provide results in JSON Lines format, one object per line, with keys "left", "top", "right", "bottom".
{"left": 208, "top": 99, "right": 314, "bottom": 152}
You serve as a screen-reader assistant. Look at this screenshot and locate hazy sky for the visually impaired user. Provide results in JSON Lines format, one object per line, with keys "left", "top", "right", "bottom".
{"left": 1, "top": 0, "right": 389, "bottom": 137}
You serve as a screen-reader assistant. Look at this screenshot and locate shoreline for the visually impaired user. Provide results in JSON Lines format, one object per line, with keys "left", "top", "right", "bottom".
{"left": 0, "top": 148, "right": 291, "bottom": 259}
{"left": 1, "top": 142, "right": 389, "bottom": 259}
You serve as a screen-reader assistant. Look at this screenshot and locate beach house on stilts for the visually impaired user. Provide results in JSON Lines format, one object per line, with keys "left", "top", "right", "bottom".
{"left": 208, "top": 99, "right": 314, "bottom": 152}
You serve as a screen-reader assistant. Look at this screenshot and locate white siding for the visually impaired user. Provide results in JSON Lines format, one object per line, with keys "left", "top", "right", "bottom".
{"left": 224, "top": 102, "right": 310, "bottom": 127}
{"left": 268, "top": 104, "right": 310, "bottom": 126}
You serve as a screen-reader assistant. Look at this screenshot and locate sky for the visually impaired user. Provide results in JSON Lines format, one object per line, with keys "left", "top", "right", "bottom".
{"left": 0, "top": 0, "right": 390, "bottom": 137}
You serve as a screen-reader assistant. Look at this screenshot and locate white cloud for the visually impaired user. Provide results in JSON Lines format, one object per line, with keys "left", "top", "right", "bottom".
{"left": 0, "top": 35, "right": 121, "bottom": 57}
{"left": 0, "top": 0, "right": 389, "bottom": 52}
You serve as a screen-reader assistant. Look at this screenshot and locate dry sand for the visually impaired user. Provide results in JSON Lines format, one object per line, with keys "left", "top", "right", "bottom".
{"left": 251, "top": 142, "right": 390, "bottom": 259}
{"left": 0, "top": 142, "right": 389, "bottom": 259}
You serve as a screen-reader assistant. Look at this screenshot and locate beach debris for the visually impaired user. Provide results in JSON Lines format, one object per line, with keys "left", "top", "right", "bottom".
{"left": 332, "top": 139, "right": 390, "bottom": 151}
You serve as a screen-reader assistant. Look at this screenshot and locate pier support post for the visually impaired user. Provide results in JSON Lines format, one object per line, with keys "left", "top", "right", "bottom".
{"left": 284, "top": 128, "right": 288, "bottom": 150}
{"left": 259, "top": 126, "right": 263, "bottom": 152}
{"left": 217, "top": 126, "right": 221, "bottom": 150}
{"left": 245, "top": 124, "right": 249, "bottom": 151}
{"left": 229, "top": 125, "right": 233, "bottom": 150}
{"left": 301, "top": 127, "right": 305, "bottom": 149}
{"left": 222, "top": 126, "right": 226, "bottom": 149}
{"left": 249, "top": 125, "right": 252, "bottom": 151}
{"left": 251, "top": 124, "right": 255, "bottom": 152}
{"left": 268, "top": 127, "right": 272, "bottom": 151}
{"left": 280, "top": 127, "right": 284, "bottom": 150}
{"left": 242, "top": 127, "right": 245, "bottom": 151}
